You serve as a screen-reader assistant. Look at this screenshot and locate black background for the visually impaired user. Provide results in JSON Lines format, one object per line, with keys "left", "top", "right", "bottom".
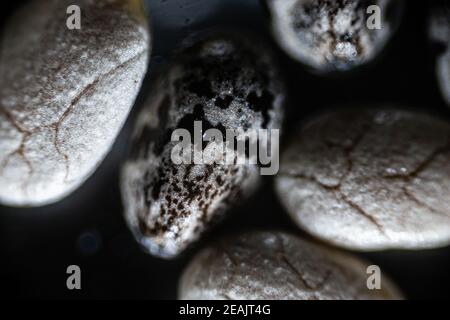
{"left": 1, "top": 0, "right": 449, "bottom": 299}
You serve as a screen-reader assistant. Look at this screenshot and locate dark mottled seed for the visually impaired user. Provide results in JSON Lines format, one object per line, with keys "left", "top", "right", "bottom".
{"left": 179, "top": 231, "right": 402, "bottom": 300}
{"left": 275, "top": 109, "right": 450, "bottom": 250}
{"left": 265, "top": 0, "right": 402, "bottom": 72}
{"left": 0, "top": 0, "right": 150, "bottom": 206}
{"left": 121, "top": 34, "right": 285, "bottom": 258}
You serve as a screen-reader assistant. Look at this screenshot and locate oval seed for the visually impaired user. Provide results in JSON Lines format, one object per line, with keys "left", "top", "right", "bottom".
{"left": 121, "top": 34, "right": 285, "bottom": 258}
{"left": 265, "top": 0, "right": 401, "bottom": 72}
{"left": 179, "top": 231, "right": 402, "bottom": 300}
{"left": 0, "top": 0, "right": 150, "bottom": 206}
{"left": 276, "top": 109, "right": 450, "bottom": 250}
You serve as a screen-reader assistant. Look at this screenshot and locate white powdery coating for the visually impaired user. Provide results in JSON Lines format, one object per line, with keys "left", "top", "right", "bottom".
{"left": 430, "top": 6, "right": 450, "bottom": 106}
{"left": 178, "top": 231, "right": 402, "bottom": 300}
{"left": 121, "top": 35, "right": 285, "bottom": 258}
{"left": 275, "top": 109, "right": 450, "bottom": 251}
{"left": 266, "top": 0, "right": 396, "bottom": 71}
{"left": 0, "top": 0, "right": 150, "bottom": 206}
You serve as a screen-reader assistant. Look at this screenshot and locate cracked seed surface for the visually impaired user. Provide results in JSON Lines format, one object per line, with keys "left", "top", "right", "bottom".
{"left": 179, "top": 231, "right": 402, "bottom": 300}
{"left": 275, "top": 109, "right": 450, "bottom": 251}
{"left": 121, "top": 34, "right": 285, "bottom": 258}
{"left": 265, "top": 0, "right": 399, "bottom": 71}
{"left": 0, "top": 0, "right": 150, "bottom": 206}
{"left": 429, "top": 4, "right": 450, "bottom": 107}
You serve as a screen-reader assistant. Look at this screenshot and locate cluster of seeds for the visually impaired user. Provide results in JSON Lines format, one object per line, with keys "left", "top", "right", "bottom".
{"left": 1, "top": 0, "right": 449, "bottom": 300}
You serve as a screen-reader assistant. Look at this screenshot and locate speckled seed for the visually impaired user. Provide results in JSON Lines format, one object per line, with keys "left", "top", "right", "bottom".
{"left": 121, "top": 34, "right": 285, "bottom": 258}
{"left": 275, "top": 109, "right": 450, "bottom": 251}
{"left": 429, "top": 4, "right": 450, "bottom": 106}
{"left": 0, "top": 0, "right": 150, "bottom": 207}
{"left": 179, "top": 231, "right": 402, "bottom": 300}
{"left": 265, "top": 0, "right": 400, "bottom": 72}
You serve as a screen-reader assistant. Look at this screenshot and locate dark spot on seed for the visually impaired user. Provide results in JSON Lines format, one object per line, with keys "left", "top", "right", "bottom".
{"left": 247, "top": 90, "right": 274, "bottom": 128}
{"left": 215, "top": 95, "right": 234, "bottom": 109}
{"left": 216, "top": 175, "right": 224, "bottom": 186}
{"left": 187, "top": 78, "right": 215, "bottom": 99}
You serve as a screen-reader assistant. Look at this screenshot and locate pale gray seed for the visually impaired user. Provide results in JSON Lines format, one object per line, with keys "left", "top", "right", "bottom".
{"left": 275, "top": 109, "right": 450, "bottom": 251}
{"left": 179, "top": 231, "right": 403, "bottom": 300}
{"left": 0, "top": 0, "right": 150, "bottom": 206}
